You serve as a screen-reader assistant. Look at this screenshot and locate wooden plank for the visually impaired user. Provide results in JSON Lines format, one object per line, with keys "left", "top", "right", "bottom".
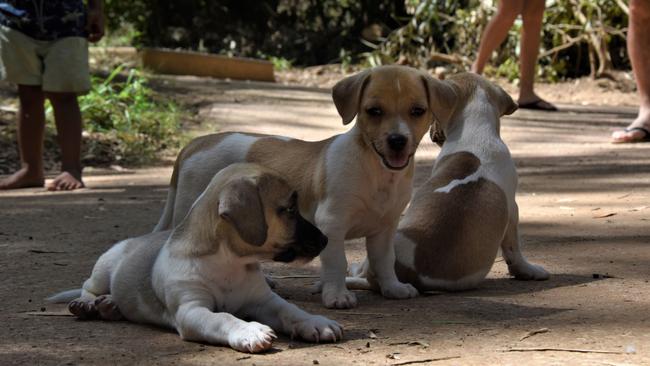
{"left": 140, "top": 48, "right": 275, "bottom": 82}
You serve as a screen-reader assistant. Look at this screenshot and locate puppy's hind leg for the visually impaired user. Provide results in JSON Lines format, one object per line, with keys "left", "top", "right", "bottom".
{"left": 69, "top": 240, "right": 129, "bottom": 319}
{"left": 501, "top": 204, "right": 550, "bottom": 280}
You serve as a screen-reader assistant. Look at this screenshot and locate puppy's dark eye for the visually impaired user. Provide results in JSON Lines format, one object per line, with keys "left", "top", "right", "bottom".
{"left": 410, "top": 107, "right": 426, "bottom": 117}
{"left": 278, "top": 205, "right": 297, "bottom": 216}
{"left": 366, "top": 107, "right": 382, "bottom": 117}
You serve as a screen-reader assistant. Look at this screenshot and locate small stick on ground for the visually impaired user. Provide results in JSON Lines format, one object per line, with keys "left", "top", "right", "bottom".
{"left": 519, "top": 328, "right": 550, "bottom": 341}
{"left": 503, "top": 347, "right": 624, "bottom": 354}
{"left": 391, "top": 356, "right": 461, "bottom": 365}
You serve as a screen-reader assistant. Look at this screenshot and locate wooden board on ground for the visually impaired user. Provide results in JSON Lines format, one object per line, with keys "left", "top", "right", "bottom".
{"left": 140, "top": 48, "right": 275, "bottom": 82}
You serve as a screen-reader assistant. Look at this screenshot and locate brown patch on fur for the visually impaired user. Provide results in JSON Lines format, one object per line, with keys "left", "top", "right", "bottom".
{"left": 396, "top": 152, "right": 508, "bottom": 289}
{"left": 431, "top": 151, "right": 481, "bottom": 185}
{"left": 246, "top": 137, "right": 334, "bottom": 215}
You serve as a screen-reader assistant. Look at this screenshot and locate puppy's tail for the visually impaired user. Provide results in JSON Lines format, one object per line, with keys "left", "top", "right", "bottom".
{"left": 348, "top": 258, "right": 370, "bottom": 277}
{"left": 46, "top": 289, "right": 82, "bottom": 303}
{"left": 153, "top": 153, "right": 182, "bottom": 232}
{"left": 345, "top": 259, "right": 374, "bottom": 290}
{"left": 153, "top": 186, "right": 176, "bottom": 232}
{"left": 345, "top": 276, "right": 373, "bottom": 290}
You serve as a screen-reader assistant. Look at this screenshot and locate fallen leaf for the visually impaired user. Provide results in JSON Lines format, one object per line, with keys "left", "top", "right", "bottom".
{"left": 629, "top": 206, "right": 648, "bottom": 212}
{"left": 388, "top": 340, "right": 430, "bottom": 347}
{"left": 592, "top": 212, "right": 616, "bottom": 218}
{"left": 387, "top": 353, "right": 401, "bottom": 360}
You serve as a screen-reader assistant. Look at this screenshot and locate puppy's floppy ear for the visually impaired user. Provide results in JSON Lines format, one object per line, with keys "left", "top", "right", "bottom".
{"left": 429, "top": 119, "right": 446, "bottom": 147}
{"left": 332, "top": 69, "right": 371, "bottom": 125}
{"left": 421, "top": 73, "right": 458, "bottom": 127}
{"left": 218, "top": 178, "right": 268, "bottom": 246}
{"left": 498, "top": 87, "right": 518, "bottom": 116}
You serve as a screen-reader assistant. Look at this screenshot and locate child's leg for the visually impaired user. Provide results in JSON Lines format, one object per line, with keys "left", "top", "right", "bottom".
{"left": 44, "top": 91, "right": 84, "bottom": 191}
{"left": 0, "top": 85, "right": 46, "bottom": 189}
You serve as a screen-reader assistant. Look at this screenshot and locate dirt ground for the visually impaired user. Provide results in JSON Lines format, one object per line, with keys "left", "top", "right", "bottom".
{"left": 1, "top": 73, "right": 649, "bottom": 366}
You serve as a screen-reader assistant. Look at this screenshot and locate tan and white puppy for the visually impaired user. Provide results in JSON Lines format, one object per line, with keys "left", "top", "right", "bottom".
{"left": 348, "top": 73, "right": 549, "bottom": 292}
{"left": 49, "top": 163, "right": 342, "bottom": 353}
{"left": 153, "top": 65, "right": 458, "bottom": 308}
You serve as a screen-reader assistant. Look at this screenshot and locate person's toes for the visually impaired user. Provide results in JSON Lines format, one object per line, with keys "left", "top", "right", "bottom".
{"left": 611, "top": 127, "right": 650, "bottom": 143}
{"left": 46, "top": 172, "right": 85, "bottom": 191}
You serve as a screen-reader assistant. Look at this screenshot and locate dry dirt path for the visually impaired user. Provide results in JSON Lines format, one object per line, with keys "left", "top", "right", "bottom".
{"left": 1, "top": 76, "right": 649, "bottom": 365}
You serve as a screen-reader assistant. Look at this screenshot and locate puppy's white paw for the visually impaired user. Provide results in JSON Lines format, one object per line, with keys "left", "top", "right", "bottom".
{"left": 322, "top": 284, "right": 357, "bottom": 309}
{"left": 380, "top": 281, "right": 419, "bottom": 299}
{"left": 228, "top": 321, "right": 277, "bottom": 353}
{"left": 292, "top": 315, "right": 343, "bottom": 343}
{"left": 509, "top": 262, "right": 550, "bottom": 281}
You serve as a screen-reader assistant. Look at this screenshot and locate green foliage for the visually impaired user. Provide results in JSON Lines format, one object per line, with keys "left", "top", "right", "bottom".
{"left": 104, "top": 0, "right": 630, "bottom": 79}
{"left": 103, "top": 0, "right": 407, "bottom": 66}
{"left": 541, "top": 0, "right": 629, "bottom": 78}
{"left": 47, "top": 66, "right": 182, "bottom": 165}
{"left": 268, "top": 56, "right": 293, "bottom": 71}
{"left": 369, "top": 0, "right": 629, "bottom": 79}
{"left": 365, "top": 0, "right": 482, "bottom": 69}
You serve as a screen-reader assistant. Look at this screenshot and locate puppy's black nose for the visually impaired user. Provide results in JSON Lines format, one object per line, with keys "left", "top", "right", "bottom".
{"left": 387, "top": 134, "right": 408, "bottom": 152}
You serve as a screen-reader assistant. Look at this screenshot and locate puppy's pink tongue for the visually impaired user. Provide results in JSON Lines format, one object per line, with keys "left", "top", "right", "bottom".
{"left": 387, "top": 154, "right": 410, "bottom": 169}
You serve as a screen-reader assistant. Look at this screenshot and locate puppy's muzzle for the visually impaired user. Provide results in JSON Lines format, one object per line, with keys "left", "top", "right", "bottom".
{"left": 372, "top": 133, "right": 412, "bottom": 171}
{"left": 273, "top": 214, "right": 328, "bottom": 263}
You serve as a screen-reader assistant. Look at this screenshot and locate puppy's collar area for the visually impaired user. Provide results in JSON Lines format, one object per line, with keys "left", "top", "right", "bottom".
{"left": 371, "top": 142, "right": 413, "bottom": 171}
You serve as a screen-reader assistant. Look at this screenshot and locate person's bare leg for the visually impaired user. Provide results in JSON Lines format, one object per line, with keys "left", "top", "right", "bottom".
{"left": 611, "top": 0, "right": 650, "bottom": 143}
{"left": 471, "top": 0, "right": 522, "bottom": 74}
{"left": 518, "top": 0, "right": 554, "bottom": 109}
{"left": 45, "top": 92, "right": 84, "bottom": 190}
{"left": 0, "top": 85, "right": 46, "bottom": 189}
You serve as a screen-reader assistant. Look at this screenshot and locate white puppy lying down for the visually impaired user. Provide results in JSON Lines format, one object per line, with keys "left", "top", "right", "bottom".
{"left": 348, "top": 73, "right": 549, "bottom": 292}
{"left": 49, "top": 163, "right": 342, "bottom": 353}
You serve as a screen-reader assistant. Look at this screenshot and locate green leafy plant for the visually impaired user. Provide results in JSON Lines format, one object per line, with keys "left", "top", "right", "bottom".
{"left": 46, "top": 65, "right": 182, "bottom": 165}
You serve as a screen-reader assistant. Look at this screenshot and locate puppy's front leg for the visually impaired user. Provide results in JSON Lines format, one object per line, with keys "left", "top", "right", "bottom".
{"left": 501, "top": 203, "right": 550, "bottom": 280}
{"left": 175, "top": 300, "right": 276, "bottom": 353}
{"left": 248, "top": 292, "right": 342, "bottom": 343}
{"left": 315, "top": 206, "right": 357, "bottom": 308}
{"left": 366, "top": 225, "right": 418, "bottom": 299}
{"left": 317, "top": 227, "right": 357, "bottom": 309}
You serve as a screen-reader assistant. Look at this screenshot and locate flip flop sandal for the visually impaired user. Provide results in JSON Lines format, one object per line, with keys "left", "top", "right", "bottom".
{"left": 518, "top": 99, "right": 558, "bottom": 111}
{"left": 613, "top": 127, "right": 650, "bottom": 143}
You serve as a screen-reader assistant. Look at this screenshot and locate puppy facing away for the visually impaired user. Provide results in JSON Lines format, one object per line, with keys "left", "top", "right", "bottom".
{"left": 49, "top": 163, "right": 342, "bottom": 353}
{"left": 152, "top": 65, "right": 460, "bottom": 308}
{"left": 348, "top": 73, "right": 549, "bottom": 292}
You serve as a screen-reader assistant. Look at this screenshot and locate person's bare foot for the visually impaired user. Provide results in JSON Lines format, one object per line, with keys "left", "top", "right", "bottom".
{"left": 0, "top": 167, "right": 44, "bottom": 190}
{"left": 46, "top": 171, "right": 85, "bottom": 191}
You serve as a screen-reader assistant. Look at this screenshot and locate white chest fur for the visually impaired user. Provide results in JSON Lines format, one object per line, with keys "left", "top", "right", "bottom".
{"left": 321, "top": 131, "right": 413, "bottom": 238}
